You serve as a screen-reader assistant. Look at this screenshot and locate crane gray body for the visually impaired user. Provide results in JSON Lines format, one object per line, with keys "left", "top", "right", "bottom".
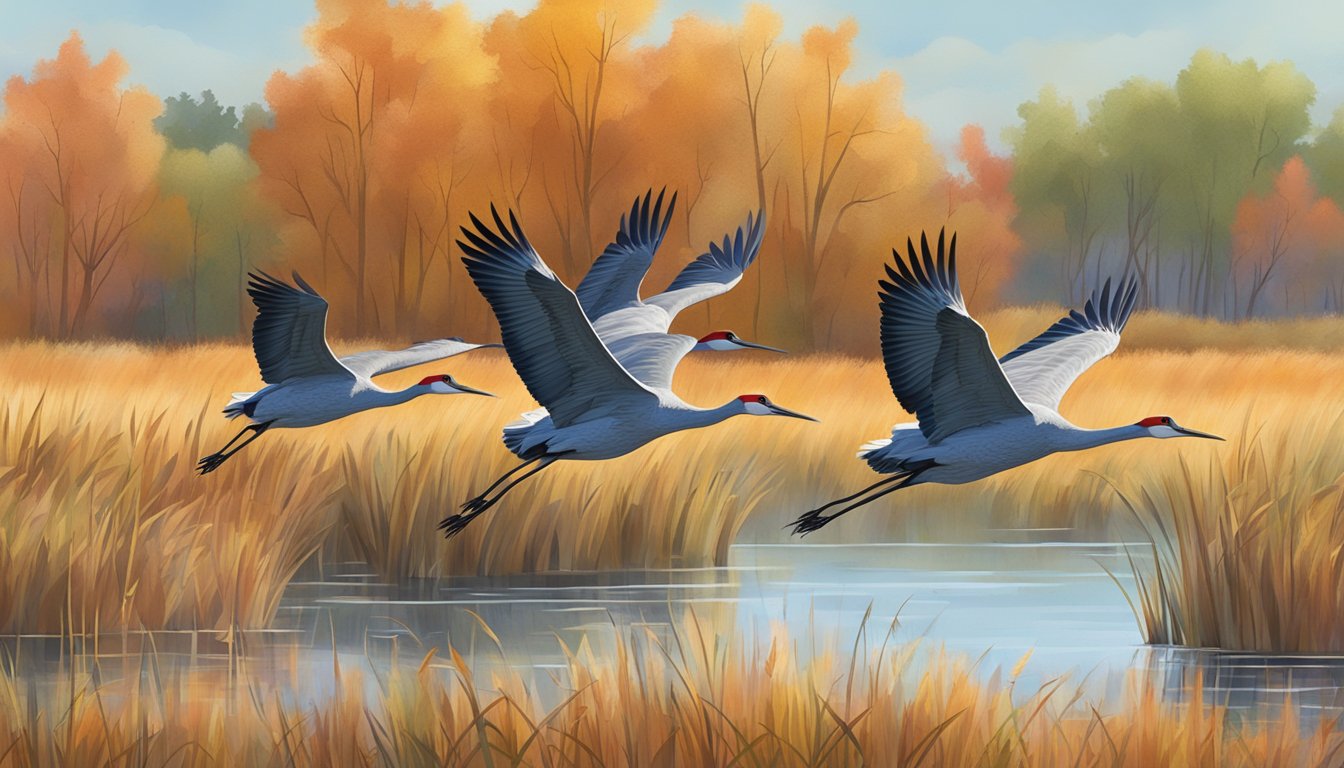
{"left": 226, "top": 376, "right": 424, "bottom": 429}
{"left": 859, "top": 407, "right": 1147, "bottom": 485}
{"left": 501, "top": 391, "right": 747, "bottom": 461}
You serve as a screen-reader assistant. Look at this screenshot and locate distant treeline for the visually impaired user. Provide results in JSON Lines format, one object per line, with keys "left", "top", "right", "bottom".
{"left": 2, "top": 0, "right": 1342, "bottom": 350}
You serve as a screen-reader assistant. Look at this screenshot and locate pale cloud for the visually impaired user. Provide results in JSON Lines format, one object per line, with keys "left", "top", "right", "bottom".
{"left": 893, "top": 29, "right": 1197, "bottom": 156}
{"left": 84, "top": 22, "right": 282, "bottom": 106}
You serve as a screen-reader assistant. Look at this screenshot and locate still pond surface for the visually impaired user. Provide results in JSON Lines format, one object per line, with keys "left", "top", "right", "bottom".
{"left": 8, "top": 539, "right": 1343, "bottom": 724}
{"left": 273, "top": 540, "right": 1344, "bottom": 722}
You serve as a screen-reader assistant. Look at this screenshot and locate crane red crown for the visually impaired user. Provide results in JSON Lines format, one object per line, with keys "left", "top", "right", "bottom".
{"left": 738, "top": 394, "right": 766, "bottom": 403}
{"left": 1138, "top": 416, "right": 1171, "bottom": 428}
{"left": 419, "top": 375, "right": 447, "bottom": 386}
{"left": 698, "top": 331, "right": 732, "bottom": 343}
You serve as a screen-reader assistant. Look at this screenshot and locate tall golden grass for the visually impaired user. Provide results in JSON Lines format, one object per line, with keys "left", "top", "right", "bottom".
{"left": 1, "top": 313, "right": 1341, "bottom": 638}
{"left": 1, "top": 618, "right": 1340, "bottom": 767}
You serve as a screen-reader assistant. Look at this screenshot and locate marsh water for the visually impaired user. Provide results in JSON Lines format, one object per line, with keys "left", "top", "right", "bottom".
{"left": 7, "top": 537, "right": 1344, "bottom": 725}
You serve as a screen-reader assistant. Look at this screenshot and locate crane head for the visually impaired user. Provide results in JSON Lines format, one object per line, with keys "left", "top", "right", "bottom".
{"left": 1136, "top": 415, "right": 1223, "bottom": 440}
{"left": 418, "top": 374, "right": 494, "bottom": 397}
{"left": 695, "top": 330, "right": 787, "bottom": 354}
{"left": 737, "top": 394, "right": 818, "bottom": 421}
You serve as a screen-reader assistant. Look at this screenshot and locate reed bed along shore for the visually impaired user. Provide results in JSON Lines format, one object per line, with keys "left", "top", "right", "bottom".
{"left": 1119, "top": 411, "right": 1344, "bottom": 652}
{"left": 1, "top": 311, "right": 1342, "bottom": 641}
{"left": 1, "top": 619, "right": 1341, "bottom": 767}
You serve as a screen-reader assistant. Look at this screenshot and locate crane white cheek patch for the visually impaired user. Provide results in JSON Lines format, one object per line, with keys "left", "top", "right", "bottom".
{"left": 430, "top": 381, "right": 455, "bottom": 394}
{"left": 745, "top": 401, "right": 773, "bottom": 416}
{"left": 1149, "top": 425, "right": 1182, "bottom": 439}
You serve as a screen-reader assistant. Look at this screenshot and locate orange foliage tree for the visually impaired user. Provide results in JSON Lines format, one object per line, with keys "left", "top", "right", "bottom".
{"left": 251, "top": 0, "right": 494, "bottom": 336}
{"left": 1232, "top": 156, "right": 1344, "bottom": 317}
{"left": 0, "top": 34, "right": 164, "bottom": 338}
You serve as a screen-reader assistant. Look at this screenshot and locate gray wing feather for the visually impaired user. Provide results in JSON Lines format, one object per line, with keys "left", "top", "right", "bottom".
{"left": 644, "top": 209, "right": 765, "bottom": 320}
{"left": 458, "top": 205, "right": 656, "bottom": 427}
{"left": 999, "top": 277, "right": 1139, "bottom": 410}
{"left": 246, "top": 270, "right": 351, "bottom": 384}
{"left": 576, "top": 188, "right": 676, "bottom": 319}
{"left": 340, "top": 338, "right": 499, "bottom": 379}
{"left": 604, "top": 333, "right": 695, "bottom": 390}
{"left": 879, "top": 230, "right": 1030, "bottom": 443}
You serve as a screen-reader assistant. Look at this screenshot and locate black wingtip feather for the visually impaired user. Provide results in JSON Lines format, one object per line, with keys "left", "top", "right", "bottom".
{"left": 998, "top": 272, "right": 1141, "bottom": 364}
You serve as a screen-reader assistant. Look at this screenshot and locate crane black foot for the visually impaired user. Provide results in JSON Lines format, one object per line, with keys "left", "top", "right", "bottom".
{"left": 197, "top": 452, "right": 230, "bottom": 475}
{"left": 196, "top": 421, "right": 272, "bottom": 477}
{"left": 789, "top": 508, "right": 836, "bottom": 536}
{"left": 438, "top": 510, "right": 484, "bottom": 539}
{"left": 460, "top": 494, "right": 490, "bottom": 514}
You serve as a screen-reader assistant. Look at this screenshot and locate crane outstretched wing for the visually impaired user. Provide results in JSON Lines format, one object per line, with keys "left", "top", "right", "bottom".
{"left": 880, "top": 230, "right": 1031, "bottom": 443}
{"left": 998, "top": 277, "right": 1139, "bottom": 410}
{"left": 603, "top": 332, "right": 696, "bottom": 391}
{"left": 340, "top": 338, "right": 501, "bottom": 379}
{"left": 459, "top": 206, "right": 657, "bottom": 427}
{"left": 576, "top": 188, "right": 676, "bottom": 319}
{"left": 247, "top": 271, "right": 352, "bottom": 384}
{"left": 644, "top": 209, "right": 765, "bottom": 321}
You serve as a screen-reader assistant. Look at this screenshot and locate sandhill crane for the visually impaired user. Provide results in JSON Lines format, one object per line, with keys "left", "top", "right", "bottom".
{"left": 578, "top": 188, "right": 784, "bottom": 361}
{"left": 443, "top": 206, "right": 816, "bottom": 537}
{"left": 197, "top": 271, "right": 495, "bottom": 475}
{"left": 789, "top": 230, "right": 1222, "bottom": 535}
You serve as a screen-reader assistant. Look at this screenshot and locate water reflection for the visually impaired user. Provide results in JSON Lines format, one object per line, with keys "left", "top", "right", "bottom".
{"left": 1141, "top": 646, "right": 1344, "bottom": 725}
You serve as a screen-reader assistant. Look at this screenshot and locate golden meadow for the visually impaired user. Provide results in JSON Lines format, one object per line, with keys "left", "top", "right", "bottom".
{"left": 1, "top": 309, "right": 1343, "bottom": 646}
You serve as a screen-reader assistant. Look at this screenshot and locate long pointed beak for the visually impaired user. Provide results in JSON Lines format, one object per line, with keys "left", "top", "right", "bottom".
{"left": 769, "top": 403, "right": 818, "bottom": 422}
{"left": 1176, "top": 425, "right": 1224, "bottom": 441}
{"left": 732, "top": 338, "right": 788, "bottom": 354}
{"left": 453, "top": 382, "right": 495, "bottom": 397}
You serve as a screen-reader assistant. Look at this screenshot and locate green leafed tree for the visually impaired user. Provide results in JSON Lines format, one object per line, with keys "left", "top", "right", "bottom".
{"left": 1170, "top": 50, "right": 1315, "bottom": 315}
{"left": 157, "top": 144, "right": 274, "bottom": 338}
{"left": 1306, "top": 107, "right": 1344, "bottom": 207}
{"left": 1089, "top": 77, "right": 1180, "bottom": 305}
{"left": 156, "top": 90, "right": 271, "bottom": 152}
{"left": 1007, "top": 87, "right": 1105, "bottom": 303}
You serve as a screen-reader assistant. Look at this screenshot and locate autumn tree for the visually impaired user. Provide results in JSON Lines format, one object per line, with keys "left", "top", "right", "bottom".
{"left": 943, "top": 126, "right": 1021, "bottom": 308}
{"left": 482, "top": 0, "right": 656, "bottom": 275}
{"left": 1232, "top": 156, "right": 1344, "bottom": 317}
{"left": 738, "top": 4, "right": 781, "bottom": 218}
{"left": 0, "top": 34, "right": 164, "bottom": 338}
{"left": 252, "top": 0, "right": 494, "bottom": 337}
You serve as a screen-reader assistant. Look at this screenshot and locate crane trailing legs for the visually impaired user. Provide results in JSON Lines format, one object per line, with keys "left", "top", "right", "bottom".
{"left": 790, "top": 230, "right": 1222, "bottom": 535}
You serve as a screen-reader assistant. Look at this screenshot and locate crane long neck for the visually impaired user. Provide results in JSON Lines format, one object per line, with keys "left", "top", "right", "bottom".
{"left": 1061, "top": 423, "right": 1147, "bottom": 452}
{"left": 365, "top": 385, "right": 426, "bottom": 410}
{"left": 678, "top": 400, "right": 745, "bottom": 431}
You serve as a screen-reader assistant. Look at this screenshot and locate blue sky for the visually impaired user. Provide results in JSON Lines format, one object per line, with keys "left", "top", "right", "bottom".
{"left": 2, "top": 0, "right": 1340, "bottom": 157}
